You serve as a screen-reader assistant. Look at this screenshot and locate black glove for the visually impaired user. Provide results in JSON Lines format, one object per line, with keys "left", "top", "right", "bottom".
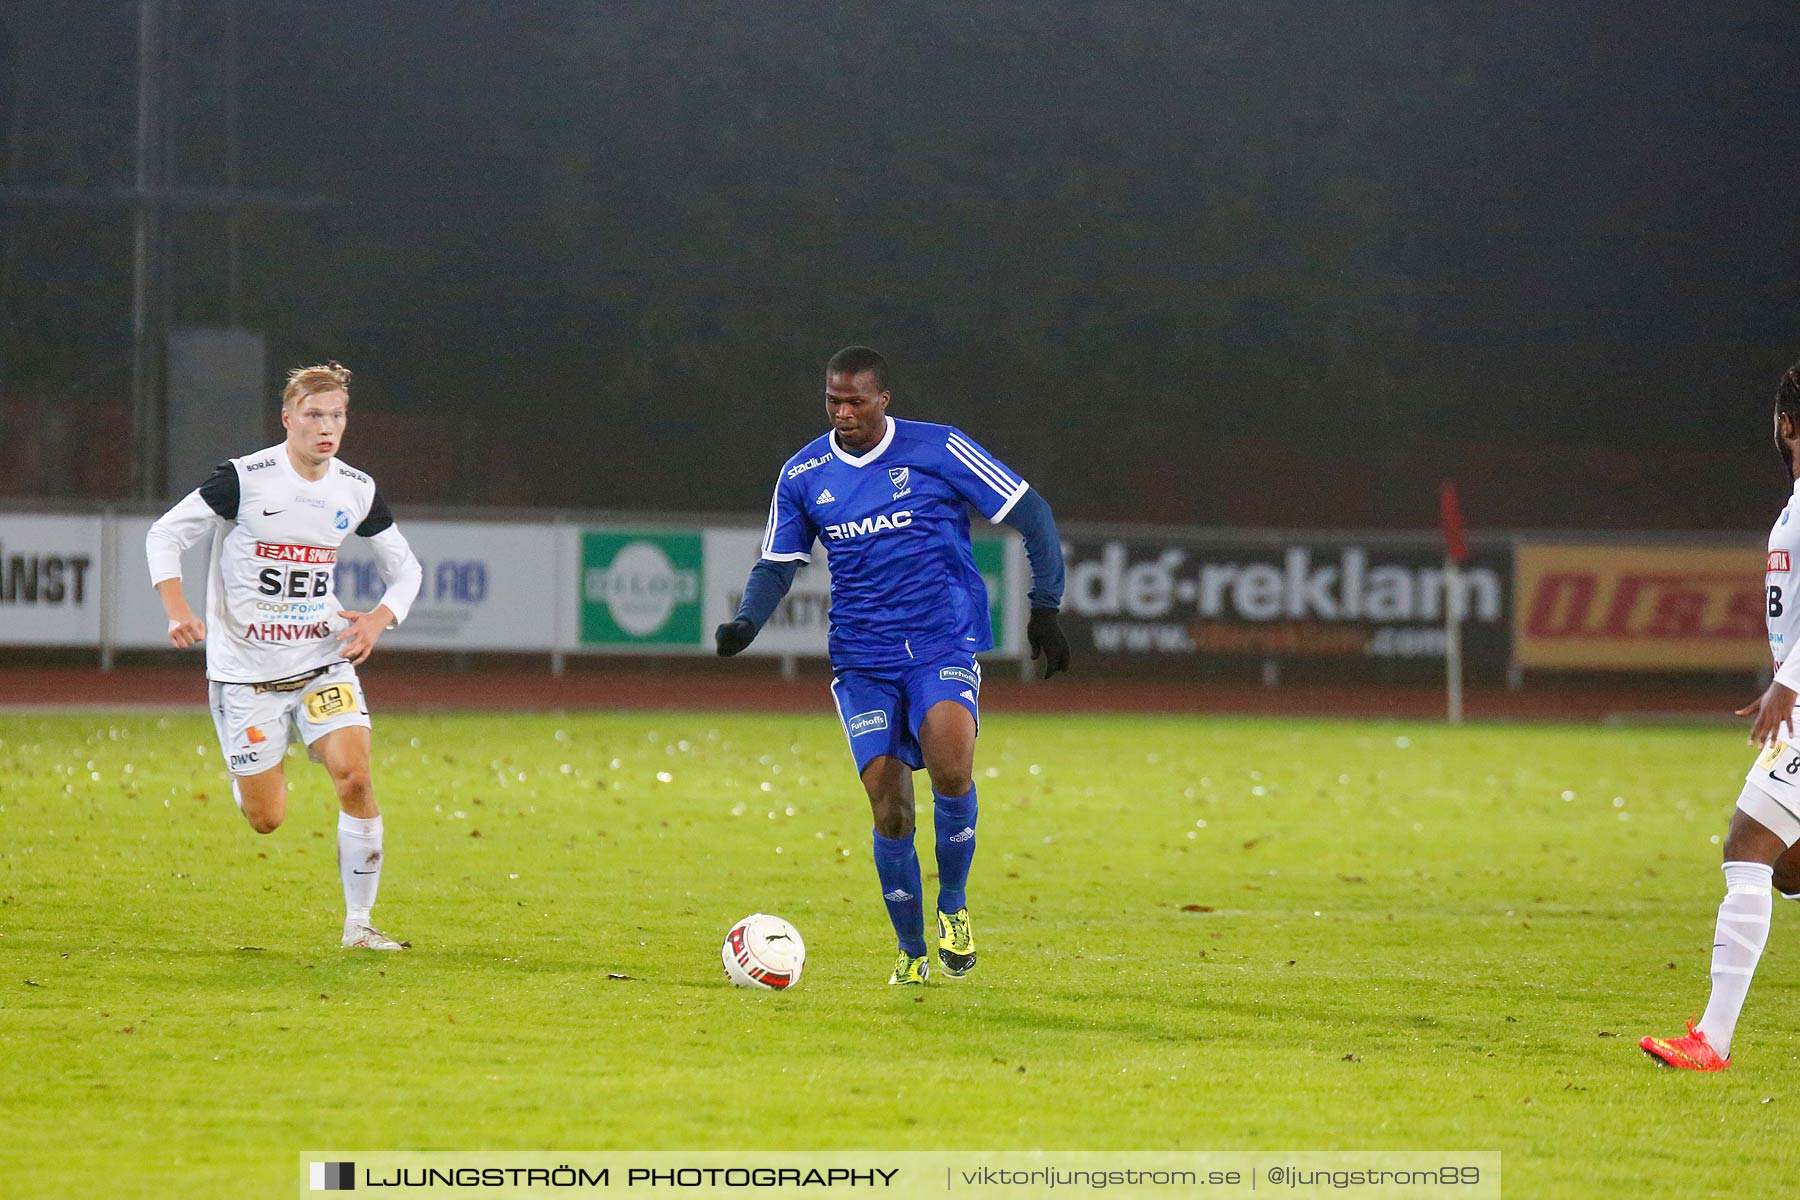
{"left": 715, "top": 618, "right": 756, "bottom": 657}
{"left": 1027, "top": 607, "right": 1071, "bottom": 679}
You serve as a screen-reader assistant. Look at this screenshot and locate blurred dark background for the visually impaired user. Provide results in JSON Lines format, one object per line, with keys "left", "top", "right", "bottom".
{"left": 3, "top": 2, "right": 1798, "bottom": 527}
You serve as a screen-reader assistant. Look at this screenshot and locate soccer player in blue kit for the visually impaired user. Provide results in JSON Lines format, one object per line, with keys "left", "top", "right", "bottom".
{"left": 717, "top": 346, "right": 1071, "bottom": 985}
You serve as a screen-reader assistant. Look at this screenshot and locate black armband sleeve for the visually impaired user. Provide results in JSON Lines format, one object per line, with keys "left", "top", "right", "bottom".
{"left": 197, "top": 462, "right": 239, "bottom": 520}
{"left": 354, "top": 489, "right": 395, "bottom": 538}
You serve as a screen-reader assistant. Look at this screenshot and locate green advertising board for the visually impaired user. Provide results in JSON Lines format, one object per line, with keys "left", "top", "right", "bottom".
{"left": 580, "top": 530, "right": 704, "bottom": 647}
{"left": 972, "top": 537, "right": 1005, "bottom": 647}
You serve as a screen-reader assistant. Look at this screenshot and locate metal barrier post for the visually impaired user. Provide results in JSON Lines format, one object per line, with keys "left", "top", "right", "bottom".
{"left": 99, "top": 509, "right": 117, "bottom": 671}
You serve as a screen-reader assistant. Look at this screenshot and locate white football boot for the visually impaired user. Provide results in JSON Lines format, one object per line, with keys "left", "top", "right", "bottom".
{"left": 342, "top": 922, "right": 408, "bottom": 950}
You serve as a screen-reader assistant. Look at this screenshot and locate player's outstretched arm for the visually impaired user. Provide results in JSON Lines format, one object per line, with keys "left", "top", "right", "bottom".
{"left": 717, "top": 559, "right": 800, "bottom": 657}
{"left": 335, "top": 528, "right": 420, "bottom": 666}
{"left": 154, "top": 578, "right": 205, "bottom": 648}
{"left": 1001, "top": 487, "right": 1070, "bottom": 679}
{"left": 147, "top": 465, "right": 236, "bottom": 648}
{"left": 1741, "top": 654, "right": 1800, "bottom": 746}
{"left": 364, "top": 527, "right": 422, "bottom": 627}
{"left": 1027, "top": 608, "right": 1071, "bottom": 679}
{"left": 356, "top": 494, "right": 423, "bottom": 627}
{"left": 336, "top": 605, "right": 397, "bottom": 665}
{"left": 334, "top": 504, "right": 422, "bottom": 667}
{"left": 1740, "top": 679, "right": 1799, "bottom": 748}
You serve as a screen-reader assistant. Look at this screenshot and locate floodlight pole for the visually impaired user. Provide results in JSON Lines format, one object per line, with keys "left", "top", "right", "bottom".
{"left": 224, "top": 0, "right": 242, "bottom": 326}
{"left": 3, "top": 0, "right": 336, "bottom": 497}
{"left": 129, "top": 0, "right": 165, "bottom": 500}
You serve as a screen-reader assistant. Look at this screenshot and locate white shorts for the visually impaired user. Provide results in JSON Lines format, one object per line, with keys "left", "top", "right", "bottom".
{"left": 1741, "top": 738, "right": 1800, "bottom": 847}
{"left": 208, "top": 662, "right": 371, "bottom": 777}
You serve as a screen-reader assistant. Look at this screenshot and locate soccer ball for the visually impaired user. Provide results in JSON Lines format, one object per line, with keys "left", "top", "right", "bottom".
{"left": 721, "top": 913, "right": 806, "bottom": 990}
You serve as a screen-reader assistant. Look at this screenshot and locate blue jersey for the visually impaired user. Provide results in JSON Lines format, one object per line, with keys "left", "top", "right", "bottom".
{"left": 760, "top": 417, "right": 1030, "bottom": 669}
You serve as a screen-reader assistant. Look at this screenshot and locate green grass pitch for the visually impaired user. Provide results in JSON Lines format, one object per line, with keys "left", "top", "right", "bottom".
{"left": 2, "top": 708, "right": 1797, "bottom": 1196}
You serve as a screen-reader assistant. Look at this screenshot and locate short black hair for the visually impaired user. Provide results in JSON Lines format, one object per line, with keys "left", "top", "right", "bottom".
{"left": 826, "top": 345, "right": 887, "bottom": 390}
{"left": 1780, "top": 361, "right": 1800, "bottom": 423}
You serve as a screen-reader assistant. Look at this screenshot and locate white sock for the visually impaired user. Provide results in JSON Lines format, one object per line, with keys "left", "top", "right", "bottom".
{"left": 337, "top": 812, "right": 384, "bottom": 926}
{"left": 1695, "top": 861, "right": 1773, "bottom": 1059}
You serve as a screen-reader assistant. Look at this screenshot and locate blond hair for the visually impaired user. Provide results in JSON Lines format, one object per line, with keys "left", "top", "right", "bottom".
{"left": 282, "top": 361, "right": 352, "bottom": 409}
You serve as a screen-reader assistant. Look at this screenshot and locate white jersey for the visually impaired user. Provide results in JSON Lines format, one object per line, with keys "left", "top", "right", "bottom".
{"left": 1769, "top": 477, "right": 1800, "bottom": 693}
{"left": 147, "top": 443, "right": 422, "bottom": 684}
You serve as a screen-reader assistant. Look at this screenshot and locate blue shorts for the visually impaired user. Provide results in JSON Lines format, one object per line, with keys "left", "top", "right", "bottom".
{"left": 829, "top": 652, "right": 982, "bottom": 774}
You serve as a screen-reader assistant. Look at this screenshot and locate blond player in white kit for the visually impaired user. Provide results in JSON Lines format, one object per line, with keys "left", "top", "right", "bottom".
{"left": 146, "top": 363, "right": 422, "bottom": 950}
{"left": 1642, "top": 360, "right": 1800, "bottom": 1069}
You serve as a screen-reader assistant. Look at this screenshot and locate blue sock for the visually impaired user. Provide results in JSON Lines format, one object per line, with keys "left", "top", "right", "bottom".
{"left": 871, "top": 828, "right": 927, "bottom": 956}
{"left": 933, "top": 786, "right": 978, "bottom": 914}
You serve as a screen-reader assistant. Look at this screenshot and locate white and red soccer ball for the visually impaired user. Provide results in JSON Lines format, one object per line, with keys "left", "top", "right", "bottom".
{"left": 721, "top": 913, "right": 806, "bottom": 990}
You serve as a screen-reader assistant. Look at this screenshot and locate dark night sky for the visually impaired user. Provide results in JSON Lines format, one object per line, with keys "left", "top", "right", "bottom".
{"left": 4, "top": 2, "right": 1799, "bottom": 525}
